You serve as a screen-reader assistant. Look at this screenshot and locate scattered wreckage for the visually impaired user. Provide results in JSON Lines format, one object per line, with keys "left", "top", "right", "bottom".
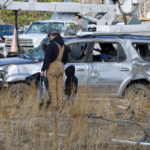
{"left": 88, "top": 114, "right": 150, "bottom": 146}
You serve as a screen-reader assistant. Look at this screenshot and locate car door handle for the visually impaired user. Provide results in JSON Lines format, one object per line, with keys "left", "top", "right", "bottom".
{"left": 76, "top": 68, "right": 85, "bottom": 71}
{"left": 119, "top": 68, "right": 129, "bottom": 71}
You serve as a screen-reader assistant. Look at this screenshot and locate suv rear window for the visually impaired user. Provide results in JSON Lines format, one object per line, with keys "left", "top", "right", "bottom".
{"left": 133, "top": 43, "right": 150, "bottom": 61}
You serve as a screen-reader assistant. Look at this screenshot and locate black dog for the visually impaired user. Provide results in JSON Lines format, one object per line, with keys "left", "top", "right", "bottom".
{"left": 64, "top": 65, "right": 78, "bottom": 100}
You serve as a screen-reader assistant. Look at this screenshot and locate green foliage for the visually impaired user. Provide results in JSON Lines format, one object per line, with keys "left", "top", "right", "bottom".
{"left": 0, "top": 10, "right": 51, "bottom": 27}
{"left": 0, "top": 0, "right": 78, "bottom": 27}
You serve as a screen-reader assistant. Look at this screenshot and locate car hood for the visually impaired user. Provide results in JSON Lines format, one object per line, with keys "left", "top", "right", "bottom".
{"left": 8, "top": 34, "right": 46, "bottom": 39}
{"left": 18, "top": 33, "right": 46, "bottom": 38}
{"left": 0, "top": 57, "right": 35, "bottom": 66}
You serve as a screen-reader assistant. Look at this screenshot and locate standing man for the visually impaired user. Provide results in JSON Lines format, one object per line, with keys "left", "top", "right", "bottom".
{"left": 41, "top": 29, "right": 68, "bottom": 109}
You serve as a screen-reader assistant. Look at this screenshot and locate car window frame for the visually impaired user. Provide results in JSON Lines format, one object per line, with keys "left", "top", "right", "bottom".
{"left": 65, "top": 39, "right": 96, "bottom": 63}
{"left": 132, "top": 42, "right": 150, "bottom": 62}
{"left": 65, "top": 38, "right": 127, "bottom": 63}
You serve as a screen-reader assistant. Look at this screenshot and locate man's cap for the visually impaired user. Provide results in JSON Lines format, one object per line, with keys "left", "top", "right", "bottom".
{"left": 48, "top": 28, "right": 60, "bottom": 36}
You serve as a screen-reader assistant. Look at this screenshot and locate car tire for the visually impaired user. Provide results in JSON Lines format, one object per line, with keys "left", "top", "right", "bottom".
{"left": 8, "top": 82, "right": 30, "bottom": 99}
{"left": 124, "top": 83, "right": 150, "bottom": 121}
{"left": 125, "top": 83, "right": 150, "bottom": 100}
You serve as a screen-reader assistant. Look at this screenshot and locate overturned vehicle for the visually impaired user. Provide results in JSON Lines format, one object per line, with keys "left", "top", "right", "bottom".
{"left": 1, "top": 33, "right": 150, "bottom": 100}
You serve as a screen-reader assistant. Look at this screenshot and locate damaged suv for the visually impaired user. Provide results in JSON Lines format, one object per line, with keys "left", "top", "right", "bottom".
{"left": 1, "top": 33, "right": 150, "bottom": 100}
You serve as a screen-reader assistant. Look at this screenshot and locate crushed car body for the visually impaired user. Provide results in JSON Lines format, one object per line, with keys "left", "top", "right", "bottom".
{"left": 1, "top": 33, "right": 150, "bottom": 98}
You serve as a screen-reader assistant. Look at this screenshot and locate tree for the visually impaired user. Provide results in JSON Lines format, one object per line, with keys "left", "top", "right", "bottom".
{"left": 0, "top": 0, "right": 79, "bottom": 27}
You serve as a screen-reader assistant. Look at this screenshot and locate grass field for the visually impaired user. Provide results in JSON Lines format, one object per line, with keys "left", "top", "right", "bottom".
{"left": 0, "top": 86, "right": 150, "bottom": 150}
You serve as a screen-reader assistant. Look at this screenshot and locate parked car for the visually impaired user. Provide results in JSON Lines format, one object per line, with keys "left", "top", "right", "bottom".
{"left": 0, "top": 24, "right": 14, "bottom": 37}
{"left": 0, "top": 24, "right": 14, "bottom": 55}
{"left": 1, "top": 33, "right": 150, "bottom": 100}
{"left": 0, "top": 33, "right": 5, "bottom": 55}
{"left": 4, "top": 20, "right": 77, "bottom": 55}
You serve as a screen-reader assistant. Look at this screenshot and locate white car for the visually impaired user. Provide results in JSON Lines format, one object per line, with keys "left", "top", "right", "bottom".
{"left": 0, "top": 24, "right": 14, "bottom": 55}
{"left": 4, "top": 20, "right": 78, "bottom": 55}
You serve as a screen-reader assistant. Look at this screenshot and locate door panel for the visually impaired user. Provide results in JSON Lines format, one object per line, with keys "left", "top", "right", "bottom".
{"left": 64, "top": 63, "right": 89, "bottom": 87}
{"left": 64, "top": 41, "right": 93, "bottom": 89}
{"left": 88, "top": 41, "right": 131, "bottom": 96}
{"left": 89, "top": 62, "right": 132, "bottom": 96}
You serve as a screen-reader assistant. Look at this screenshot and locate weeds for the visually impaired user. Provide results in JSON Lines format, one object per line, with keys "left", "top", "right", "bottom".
{"left": 0, "top": 86, "right": 149, "bottom": 150}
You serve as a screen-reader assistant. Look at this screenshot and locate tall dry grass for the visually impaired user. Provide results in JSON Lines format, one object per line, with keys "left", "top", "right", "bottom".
{"left": 0, "top": 85, "right": 149, "bottom": 150}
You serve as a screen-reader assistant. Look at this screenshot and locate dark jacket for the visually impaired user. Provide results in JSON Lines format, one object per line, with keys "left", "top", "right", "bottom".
{"left": 41, "top": 36, "right": 68, "bottom": 71}
{"left": 25, "top": 72, "right": 48, "bottom": 89}
{"left": 64, "top": 65, "right": 78, "bottom": 97}
{"left": 25, "top": 72, "right": 51, "bottom": 102}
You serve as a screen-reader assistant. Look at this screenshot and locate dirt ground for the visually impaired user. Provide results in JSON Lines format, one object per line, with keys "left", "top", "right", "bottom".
{"left": 0, "top": 87, "right": 150, "bottom": 150}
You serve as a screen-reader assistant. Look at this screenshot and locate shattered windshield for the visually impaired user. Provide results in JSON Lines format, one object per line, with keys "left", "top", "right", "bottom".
{"left": 25, "top": 22, "right": 64, "bottom": 34}
{"left": 22, "top": 45, "right": 45, "bottom": 60}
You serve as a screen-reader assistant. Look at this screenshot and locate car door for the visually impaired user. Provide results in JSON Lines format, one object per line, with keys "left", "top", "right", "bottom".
{"left": 65, "top": 63, "right": 89, "bottom": 88}
{"left": 64, "top": 41, "right": 93, "bottom": 91}
{"left": 89, "top": 41, "right": 131, "bottom": 96}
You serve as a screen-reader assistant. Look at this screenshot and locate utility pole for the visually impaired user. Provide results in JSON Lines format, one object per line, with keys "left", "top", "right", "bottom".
{"left": 14, "top": 10, "right": 19, "bottom": 51}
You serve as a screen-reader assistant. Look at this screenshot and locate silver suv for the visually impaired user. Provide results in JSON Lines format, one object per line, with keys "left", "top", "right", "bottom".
{"left": 1, "top": 33, "right": 150, "bottom": 99}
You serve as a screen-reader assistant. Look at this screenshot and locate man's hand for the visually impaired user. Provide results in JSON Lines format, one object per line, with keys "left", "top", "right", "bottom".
{"left": 41, "top": 71, "right": 44, "bottom": 76}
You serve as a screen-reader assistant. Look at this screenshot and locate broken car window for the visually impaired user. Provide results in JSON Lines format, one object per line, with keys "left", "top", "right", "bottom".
{"left": 68, "top": 42, "right": 89, "bottom": 63}
{"left": 133, "top": 43, "right": 150, "bottom": 61}
{"left": 92, "top": 42, "right": 126, "bottom": 62}
{"left": 22, "top": 44, "right": 45, "bottom": 60}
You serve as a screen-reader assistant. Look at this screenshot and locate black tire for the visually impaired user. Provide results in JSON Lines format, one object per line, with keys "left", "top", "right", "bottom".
{"left": 124, "top": 83, "right": 150, "bottom": 121}
{"left": 125, "top": 83, "right": 150, "bottom": 101}
{"left": 8, "top": 82, "right": 30, "bottom": 99}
